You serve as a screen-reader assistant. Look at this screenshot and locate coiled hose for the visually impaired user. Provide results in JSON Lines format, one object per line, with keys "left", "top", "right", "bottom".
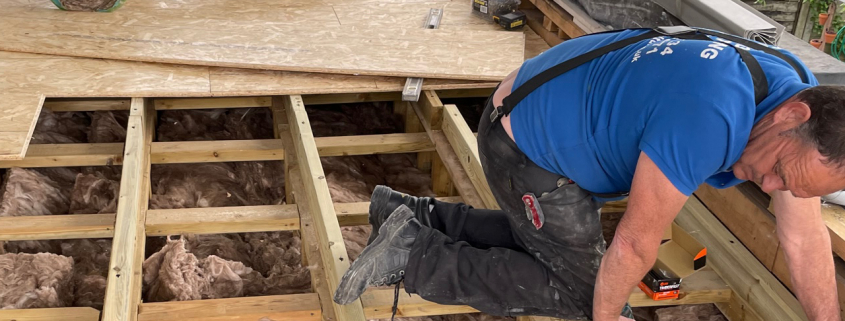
{"left": 831, "top": 25, "right": 845, "bottom": 61}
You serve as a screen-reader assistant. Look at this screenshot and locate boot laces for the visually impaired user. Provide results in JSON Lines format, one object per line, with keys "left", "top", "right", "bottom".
{"left": 389, "top": 270, "right": 406, "bottom": 321}
{"left": 391, "top": 282, "right": 400, "bottom": 321}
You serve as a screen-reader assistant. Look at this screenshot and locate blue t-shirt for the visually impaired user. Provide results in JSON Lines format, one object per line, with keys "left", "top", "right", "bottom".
{"left": 510, "top": 29, "right": 817, "bottom": 197}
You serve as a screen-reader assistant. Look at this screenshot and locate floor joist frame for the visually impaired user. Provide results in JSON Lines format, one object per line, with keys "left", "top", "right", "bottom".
{"left": 0, "top": 88, "right": 800, "bottom": 321}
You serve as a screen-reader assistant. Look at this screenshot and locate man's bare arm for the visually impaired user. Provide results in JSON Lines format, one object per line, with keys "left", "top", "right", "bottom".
{"left": 772, "top": 190, "right": 839, "bottom": 321}
{"left": 592, "top": 152, "right": 688, "bottom": 321}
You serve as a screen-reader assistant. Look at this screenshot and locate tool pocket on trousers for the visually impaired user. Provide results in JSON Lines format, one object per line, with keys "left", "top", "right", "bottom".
{"left": 533, "top": 179, "right": 603, "bottom": 246}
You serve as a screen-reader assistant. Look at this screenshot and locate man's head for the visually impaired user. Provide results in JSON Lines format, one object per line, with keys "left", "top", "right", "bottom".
{"left": 735, "top": 86, "right": 845, "bottom": 197}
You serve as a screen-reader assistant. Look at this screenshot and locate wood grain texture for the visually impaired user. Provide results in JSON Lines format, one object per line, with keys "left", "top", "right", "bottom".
{"left": 102, "top": 98, "right": 149, "bottom": 321}
{"left": 0, "top": 15, "right": 523, "bottom": 81}
{"left": 696, "top": 184, "right": 845, "bottom": 320}
{"left": 822, "top": 204, "right": 845, "bottom": 260}
{"left": 441, "top": 103, "right": 499, "bottom": 209}
{"left": 278, "top": 115, "right": 340, "bottom": 321}
{"left": 362, "top": 269, "right": 729, "bottom": 319}
{"left": 0, "top": 143, "right": 123, "bottom": 168}
{"left": 677, "top": 197, "right": 808, "bottom": 321}
{"left": 2, "top": 133, "right": 433, "bottom": 168}
{"left": 283, "top": 95, "right": 366, "bottom": 321}
{"left": 146, "top": 205, "right": 300, "bottom": 236}
{"left": 0, "top": 0, "right": 539, "bottom": 160}
{"left": 0, "top": 56, "right": 210, "bottom": 96}
{"left": 137, "top": 293, "right": 321, "bottom": 321}
{"left": 0, "top": 93, "right": 43, "bottom": 160}
{"left": 0, "top": 214, "right": 115, "bottom": 241}
{"left": 0, "top": 307, "right": 100, "bottom": 321}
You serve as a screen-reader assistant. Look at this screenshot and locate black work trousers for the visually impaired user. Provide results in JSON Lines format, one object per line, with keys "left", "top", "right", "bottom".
{"left": 403, "top": 97, "right": 611, "bottom": 320}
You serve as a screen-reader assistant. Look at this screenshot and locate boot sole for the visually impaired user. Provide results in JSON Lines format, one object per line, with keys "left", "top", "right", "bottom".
{"left": 334, "top": 205, "right": 415, "bottom": 305}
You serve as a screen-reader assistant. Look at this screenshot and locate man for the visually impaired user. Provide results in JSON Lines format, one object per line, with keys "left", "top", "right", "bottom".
{"left": 334, "top": 27, "right": 844, "bottom": 321}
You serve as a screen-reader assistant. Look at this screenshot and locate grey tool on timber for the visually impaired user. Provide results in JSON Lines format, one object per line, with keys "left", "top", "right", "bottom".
{"left": 653, "top": 0, "right": 780, "bottom": 45}
{"left": 402, "top": 8, "right": 443, "bottom": 102}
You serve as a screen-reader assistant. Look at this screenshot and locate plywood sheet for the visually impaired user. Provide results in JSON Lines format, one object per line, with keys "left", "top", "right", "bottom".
{"left": 0, "top": 14, "right": 524, "bottom": 80}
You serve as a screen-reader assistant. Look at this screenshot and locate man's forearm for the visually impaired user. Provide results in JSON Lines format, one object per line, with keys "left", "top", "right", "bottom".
{"left": 593, "top": 238, "right": 656, "bottom": 321}
{"left": 773, "top": 192, "right": 840, "bottom": 321}
{"left": 782, "top": 222, "right": 839, "bottom": 320}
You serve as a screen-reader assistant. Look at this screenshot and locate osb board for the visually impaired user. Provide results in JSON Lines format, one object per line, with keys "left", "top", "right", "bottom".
{"left": 0, "top": 56, "right": 210, "bottom": 96}
{"left": 0, "top": 0, "right": 549, "bottom": 160}
{"left": 0, "top": 93, "right": 44, "bottom": 160}
{"left": 0, "top": 10, "right": 524, "bottom": 80}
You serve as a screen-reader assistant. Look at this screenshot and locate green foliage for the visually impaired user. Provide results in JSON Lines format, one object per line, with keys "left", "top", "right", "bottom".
{"left": 805, "top": 0, "right": 845, "bottom": 36}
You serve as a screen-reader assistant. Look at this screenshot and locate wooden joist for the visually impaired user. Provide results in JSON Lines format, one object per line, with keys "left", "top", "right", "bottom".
{"left": 524, "top": 8, "right": 564, "bottom": 47}
{"left": 696, "top": 184, "right": 845, "bottom": 320}
{"left": 526, "top": 0, "right": 586, "bottom": 38}
{"left": 822, "top": 204, "right": 845, "bottom": 260}
{"left": 280, "top": 118, "right": 340, "bottom": 320}
{"left": 137, "top": 293, "right": 322, "bottom": 321}
{"left": 441, "top": 103, "right": 499, "bottom": 209}
{"left": 677, "top": 196, "right": 808, "bottom": 321}
{"left": 0, "top": 133, "right": 433, "bottom": 168}
{"left": 0, "top": 143, "right": 123, "bottom": 168}
{"left": 49, "top": 91, "right": 486, "bottom": 113}
{"left": 282, "top": 95, "right": 366, "bottom": 321}
{"left": 154, "top": 96, "right": 271, "bottom": 110}
{"left": 0, "top": 307, "right": 101, "bottom": 321}
{"left": 435, "top": 88, "right": 495, "bottom": 99}
{"left": 44, "top": 99, "right": 131, "bottom": 112}
{"left": 361, "top": 269, "right": 730, "bottom": 319}
{"left": 150, "top": 139, "right": 284, "bottom": 164}
{"left": 430, "top": 131, "right": 486, "bottom": 209}
{"left": 102, "top": 98, "right": 151, "bottom": 321}
{"left": 146, "top": 205, "right": 299, "bottom": 236}
{"left": 413, "top": 90, "right": 445, "bottom": 132}
{"left": 0, "top": 214, "right": 114, "bottom": 241}
{"left": 0, "top": 199, "right": 464, "bottom": 241}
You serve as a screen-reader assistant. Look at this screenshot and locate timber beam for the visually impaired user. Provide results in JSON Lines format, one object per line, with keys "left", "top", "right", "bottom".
{"left": 0, "top": 199, "right": 463, "bottom": 241}
{"left": 102, "top": 98, "right": 152, "bottom": 321}
{"left": 677, "top": 196, "right": 808, "bottom": 321}
{"left": 0, "top": 133, "right": 434, "bottom": 168}
{"left": 137, "top": 293, "right": 322, "bottom": 321}
{"left": 282, "top": 94, "right": 367, "bottom": 321}
{"left": 696, "top": 184, "right": 845, "bottom": 320}
{"left": 0, "top": 307, "right": 101, "bottom": 321}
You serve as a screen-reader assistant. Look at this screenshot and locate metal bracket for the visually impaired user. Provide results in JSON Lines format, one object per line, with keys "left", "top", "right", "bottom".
{"left": 402, "top": 8, "right": 443, "bottom": 102}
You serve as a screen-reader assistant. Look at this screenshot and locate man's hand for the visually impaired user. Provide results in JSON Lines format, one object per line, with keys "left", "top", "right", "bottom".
{"left": 619, "top": 317, "right": 635, "bottom": 321}
{"left": 592, "top": 152, "right": 689, "bottom": 321}
{"left": 772, "top": 190, "right": 840, "bottom": 321}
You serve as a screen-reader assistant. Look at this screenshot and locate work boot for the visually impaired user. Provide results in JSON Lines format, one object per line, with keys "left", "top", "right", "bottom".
{"left": 334, "top": 205, "right": 421, "bottom": 305}
{"left": 367, "top": 185, "right": 432, "bottom": 245}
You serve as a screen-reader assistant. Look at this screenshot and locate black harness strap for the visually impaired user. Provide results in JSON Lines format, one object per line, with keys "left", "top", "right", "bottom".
{"left": 492, "top": 26, "right": 809, "bottom": 124}
{"left": 671, "top": 30, "right": 770, "bottom": 105}
{"left": 694, "top": 28, "right": 810, "bottom": 84}
{"left": 494, "top": 29, "right": 662, "bottom": 122}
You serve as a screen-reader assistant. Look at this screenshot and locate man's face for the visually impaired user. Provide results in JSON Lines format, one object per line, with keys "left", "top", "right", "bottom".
{"left": 734, "top": 138, "right": 845, "bottom": 198}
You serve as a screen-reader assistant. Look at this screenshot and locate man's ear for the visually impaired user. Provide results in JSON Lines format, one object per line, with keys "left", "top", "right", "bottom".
{"left": 773, "top": 101, "right": 811, "bottom": 130}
